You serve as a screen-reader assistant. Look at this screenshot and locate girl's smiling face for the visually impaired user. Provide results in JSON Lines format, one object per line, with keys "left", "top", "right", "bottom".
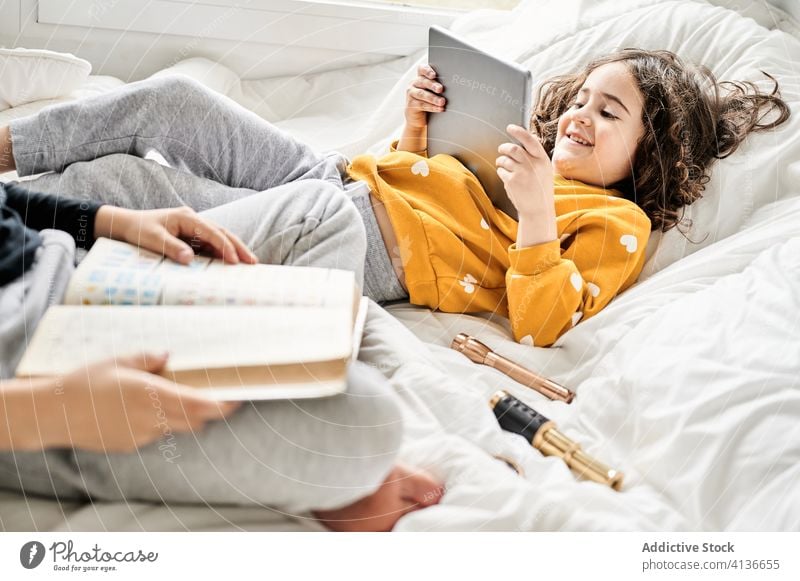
{"left": 551, "top": 62, "right": 646, "bottom": 187}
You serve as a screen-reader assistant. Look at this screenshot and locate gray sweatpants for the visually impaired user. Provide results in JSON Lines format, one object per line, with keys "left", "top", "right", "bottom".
{"left": 0, "top": 76, "right": 404, "bottom": 514}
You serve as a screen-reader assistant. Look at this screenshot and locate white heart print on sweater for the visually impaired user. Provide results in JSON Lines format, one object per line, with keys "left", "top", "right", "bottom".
{"left": 619, "top": 234, "right": 638, "bottom": 253}
{"left": 411, "top": 160, "right": 430, "bottom": 177}
{"left": 570, "top": 272, "right": 582, "bottom": 292}
{"left": 459, "top": 274, "right": 478, "bottom": 294}
{"left": 480, "top": 218, "right": 490, "bottom": 230}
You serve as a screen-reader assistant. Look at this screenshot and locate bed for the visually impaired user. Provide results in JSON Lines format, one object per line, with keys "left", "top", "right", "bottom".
{"left": 1, "top": 0, "right": 799, "bottom": 531}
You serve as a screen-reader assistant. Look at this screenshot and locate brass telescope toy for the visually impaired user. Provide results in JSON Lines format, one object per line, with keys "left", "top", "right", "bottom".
{"left": 490, "top": 390, "right": 623, "bottom": 491}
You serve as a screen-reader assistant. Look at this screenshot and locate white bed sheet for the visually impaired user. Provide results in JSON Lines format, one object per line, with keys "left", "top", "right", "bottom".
{"left": 2, "top": 0, "right": 799, "bottom": 531}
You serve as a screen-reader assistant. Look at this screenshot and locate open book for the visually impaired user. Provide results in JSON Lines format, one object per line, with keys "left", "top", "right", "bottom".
{"left": 16, "top": 238, "right": 369, "bottom": 400}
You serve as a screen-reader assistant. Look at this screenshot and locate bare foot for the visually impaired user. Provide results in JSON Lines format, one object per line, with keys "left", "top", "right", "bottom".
{"left": 313, "top": 464, "right": 443, "bottom": 532}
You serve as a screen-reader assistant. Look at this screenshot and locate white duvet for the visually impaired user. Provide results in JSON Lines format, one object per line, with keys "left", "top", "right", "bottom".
{"left": 2, "top": 0, "right": 799, "bottom": 531}
{"left": 382, "top": 194, "right": 800, "bottom": 531}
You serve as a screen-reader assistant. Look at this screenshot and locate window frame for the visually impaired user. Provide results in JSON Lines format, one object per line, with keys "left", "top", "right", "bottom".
{"left": 36, "top": 0, "right": 459, "bottom": 56}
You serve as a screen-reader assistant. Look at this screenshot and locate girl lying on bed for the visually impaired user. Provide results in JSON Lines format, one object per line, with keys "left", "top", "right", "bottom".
{"left": 357, "top": 48, "right": 790, "bottom": 346}
{"left": 0, "top": 49, "right": 789, "bottom": 351}
{"left": 0, "top": 165, "right": 441, "bottom": 533}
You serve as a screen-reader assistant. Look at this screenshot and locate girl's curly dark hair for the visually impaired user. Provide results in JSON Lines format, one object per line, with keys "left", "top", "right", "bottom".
{"left": 531, "top": 48, "right": 791, "bottom": 232}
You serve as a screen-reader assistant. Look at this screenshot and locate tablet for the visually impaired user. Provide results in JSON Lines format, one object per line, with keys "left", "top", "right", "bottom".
{"left": 427, "top": 26, "right": 533, "bottom": 220}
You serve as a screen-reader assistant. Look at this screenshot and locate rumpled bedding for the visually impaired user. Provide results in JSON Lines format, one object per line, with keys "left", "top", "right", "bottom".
{"left": 2, "top": 0, "right": 799, "bottom": 531}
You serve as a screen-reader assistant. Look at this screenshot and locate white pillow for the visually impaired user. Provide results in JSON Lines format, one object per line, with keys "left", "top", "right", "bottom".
{"left": 0, "top": 48, "right": 92, "bottom": 111}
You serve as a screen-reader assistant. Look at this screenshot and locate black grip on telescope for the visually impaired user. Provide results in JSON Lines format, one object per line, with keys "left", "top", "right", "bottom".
{"left": 491, "top": 393, "right": 549, "bottom": 443}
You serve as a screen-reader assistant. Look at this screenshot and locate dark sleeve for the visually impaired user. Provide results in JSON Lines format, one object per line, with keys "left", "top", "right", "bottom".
{"left": 3, "top": 182, "right": 104, "bottom": 250}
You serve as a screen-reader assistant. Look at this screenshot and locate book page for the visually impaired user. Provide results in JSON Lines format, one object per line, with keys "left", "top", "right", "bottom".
{"left": 161, "top": 261, "right": 355, "bottom": 308}
{"left": 63, "top": 238, "right": 210, "bottom": 305}
{"left": 16, "top": 305, "right": 353, "bottom": 376}
{"left": 65, "top": 238, "right": 356, "bottom": 308}
{"left": 63, "top": 238, "right": 166, "bottom": 305}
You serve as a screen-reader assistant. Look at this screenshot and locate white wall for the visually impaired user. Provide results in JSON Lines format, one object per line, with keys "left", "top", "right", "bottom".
{"left": 0, "top": 0, "right": 453, "bottom": 81}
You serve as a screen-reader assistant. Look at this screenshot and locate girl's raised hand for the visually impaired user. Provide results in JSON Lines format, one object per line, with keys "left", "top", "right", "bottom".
{"left": 496, "top": 124, "right": 555, "bottom": 221}
{"left": 405, "top": 64, "right": 447, "bottom": 129}
{"left": 94, "top": 205, "right": 258, "bottom": 265}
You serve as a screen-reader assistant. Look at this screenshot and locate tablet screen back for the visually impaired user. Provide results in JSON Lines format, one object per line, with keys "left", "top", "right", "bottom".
{"left": 427, "top": 26, "right": 533, "bottom": 220}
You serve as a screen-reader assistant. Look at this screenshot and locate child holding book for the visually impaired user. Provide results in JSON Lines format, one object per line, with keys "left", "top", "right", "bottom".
{"left": 1, "top": 47, "right": 788, "bottom": 349}
{"left": 0, "top": 168, "right": 440, "bottom": 532}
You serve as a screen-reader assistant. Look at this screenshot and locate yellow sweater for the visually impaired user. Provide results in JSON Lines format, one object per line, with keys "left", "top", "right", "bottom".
{"left": 347, "top": 145, "right": 651, "bottom": 347}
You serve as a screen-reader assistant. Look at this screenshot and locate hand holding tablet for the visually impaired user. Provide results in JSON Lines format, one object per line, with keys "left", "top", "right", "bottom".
{"left": 426, "top": 26, "right": 533, "bottom": 220}
{"left": 496, "top": 124, "right": 554, "bottom": 221}
{"left": 497, "top": 124, "right": 557, "bottom": 246}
